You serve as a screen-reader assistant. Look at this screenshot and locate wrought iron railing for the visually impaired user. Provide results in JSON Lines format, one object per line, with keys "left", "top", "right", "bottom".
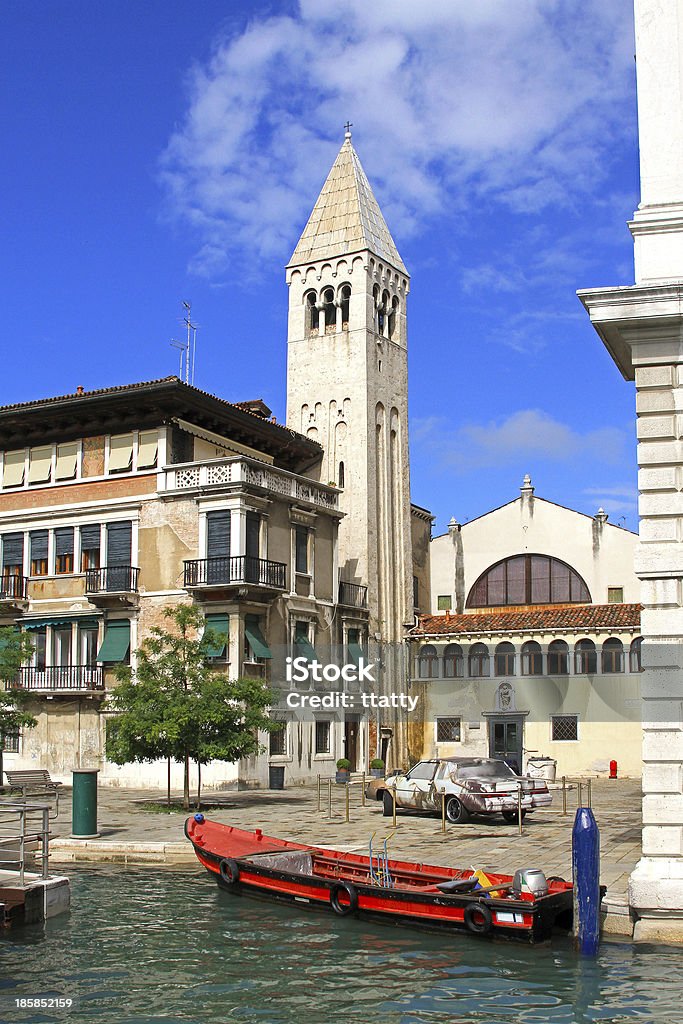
{"left": 338, "top": 580, "right": 368, "bottom": 608}
{"left": 15, "top": 666, "right": 104, "bottom": 691}
{"left": 0, "top": 574, "right": 28, "bottom": 601}
{"left": 184, "top": 556, "right": 287, "bottom": 590}
{"left": 85, "top": 566, "right": 139, "bottom": 593}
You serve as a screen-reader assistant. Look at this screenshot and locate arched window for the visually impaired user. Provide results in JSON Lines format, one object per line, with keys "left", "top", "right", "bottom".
{"left": 548, "top": 639, "right": 569, "bottom": 675}
{"left": 602, "top": 638, "right": 624, "bottom": 673}
{"left": 388, "top": 296, "right": 399, "bottom": 340}
{"left": 305, "top": 292, "right": 318, "bottom": 334}
{"left": 323, "top": 288, "right": 336, "bottom": 331}
{"left": 443, "top": 643, "right": 463, "bottom": 678}
{"left": 468, "top": 643, "right": 490, "bottom": 678}
{"left": 495, "top": 642, "right": 515, "bottom": 676}
{"left": 521, "top": 640, "right": 543, "bottom": 675}
{"left": 374, "top": 285, "right": 385, "bottom": 333}
{"left": 467, "top": 554, "right": 591, "bottom": 608}
{"left": 575, "top": 639, "right": 597, "bottom": 674}
{"left": 340, "top": 285, "right": 350, "bottom": 329}
{"left": 417, "top": 644, "right": 438, "bottom": 679}
{"left": 630, "top": 637, "right": 642, "bottom": 672}
{"left": 338, "top": 461, "right": 345, "bottom": 489}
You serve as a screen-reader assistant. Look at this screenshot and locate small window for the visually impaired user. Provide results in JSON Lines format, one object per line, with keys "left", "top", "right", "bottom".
{"left": 54, "top": 527, "right": 74, "bottom": 575}
{"left": 552, "top": 715, "right": 578, "bottom": 741}
{"left": 315, "top": 720, "right": 330, "bottom": 754}
{"left": 521, "top": 641, "right": 543, "bottom": 676}
{"left": 3, "top": 450, "right": 26, "bottom": 488}
{"left": 323, "top": 288, "right": 336, "bottom": 331}
{"left": 55, "top": 442, "right": 78, "bottom": 481}
{"left": 30, "top": 530, "right": 48, "bottom": 577}
{"left": 495, "top": 642, "right": 515, "bottom": 676}
{"left": 269, "top": 722, "right": 287, "bottom": 756}
{"left": 137, "top": 430, "right": 158, "bottom": 470}
{"left": 468, "top": 643, "right": 490, "bottom": 678}
{"left": 413, "top": 576, "right": 419, "bottom": 609}
{"left": 548, "top": 639, "right": 569, "bottom": 675}
{"left": 630, "top": 637, "right": 643, "bottom": 673}
{"left": 608, "top": 587, "right": 624, "bottom": 604}
{"left": 388, "top": 296, "right": 399, "bottom": 340}
{"left": 437, "top": 595, "right": 451, "bottom": 611}
{"left": 436, "top": 717, "right": 461, "bottom": 743}
{"left": 602, "top": 638, "right": 624, "bottom": 673}
{"left": 575, "top": 639, "right": 597, "bottom": 674}
{"left": 417, "top": 644, "right": 438, "bottom": 679}
{"left": 306, "top": 292, "right": 318, "bottom": 334}
{"left": 1, "top": 728, "right": 20, "bottom": 753}
{"left": 443, "top": 643, "right": 463, "bottom": 678}
{"left": 338, "top": 461, "right": 345, "bottom": 489}
{"left": 80, "top": 524, "right": 101, "bottom": 571}
{"left": 295, "top": 526, "right": 309, "bottom": 574}
{"left": 108, "top": 433, "right": 134, "bottom": 474}
{"left": 28, "top": 446, "right": 52, "bottom": 485}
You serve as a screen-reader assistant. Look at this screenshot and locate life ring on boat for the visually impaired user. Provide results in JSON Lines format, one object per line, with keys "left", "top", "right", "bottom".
{"left": 329, "top": 880, "right": 359, "bottom": 916}
{"left": 219, "top": 858, "right": 240, "bottom": 885}
{"left": 463, "top": 902, "right": 493, "bottom": 935}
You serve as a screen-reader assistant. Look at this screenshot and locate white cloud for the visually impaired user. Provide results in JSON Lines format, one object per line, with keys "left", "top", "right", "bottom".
{"left": 159, "top": 1, "right": 635, "bottom": 277}
{"left": 413, "top": 409, "right": 629, "bottom": 470}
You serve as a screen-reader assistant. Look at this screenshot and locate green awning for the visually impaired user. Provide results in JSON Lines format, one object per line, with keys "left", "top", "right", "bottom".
{"left": 244, "top": 615, "right": 272, "bottom": 660}
{"left": 97, "top": 621, "right": 130, "bottom": 662}
{"left": 24, "top": 617, "right": 99, "bottom": 630}
{"left": 348, "top": 643, "right": 364, "bottom": 666}
{"left": 295, "top": 636, "right": 317, "bottom": 662}
{"left": 202, "top": 614, "right": 229, "bottom": 658}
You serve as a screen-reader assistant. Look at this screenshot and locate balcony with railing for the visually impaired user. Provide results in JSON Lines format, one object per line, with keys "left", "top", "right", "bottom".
{"left": 14, "top": 665, "right": 104, "bottom": 693}
{"left": 160, "top": 456, "right": 339, "bottom": 513}
{"left": 0, "top": 574, "right": 29, "bottom": 608}
{"left": 184, "top": 556, "right": 287, "bottom": 594}
{"left": 338, "top": 580, "right": 369, "bottom": 609}
{"left": 85, "top": 566, "right": 139, "bottom": 606}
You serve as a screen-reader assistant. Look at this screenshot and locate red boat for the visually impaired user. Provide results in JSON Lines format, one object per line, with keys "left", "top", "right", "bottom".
{"left": 185, "top": 815, "right": 577, "bottom": 943}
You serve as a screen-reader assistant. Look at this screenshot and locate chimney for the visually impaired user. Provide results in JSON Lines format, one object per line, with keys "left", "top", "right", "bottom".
{"left": 76, "top": 385, "right": 84, "bottom": 395}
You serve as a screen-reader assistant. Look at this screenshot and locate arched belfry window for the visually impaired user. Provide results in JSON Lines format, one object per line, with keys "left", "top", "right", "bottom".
{"left": 467, "top": 554, "right": 591, "bottom": 609}
{"left": 323, "top": 288, "right": 336, "bottom": 331}
{"left": 305, "top": 292, "right": 317, "bottom": 334}
{"left": 388, "top": 296, "right": 399, "bottom": 340}
{"left": 340, "top": 285, "right": 350, "bottom": 329}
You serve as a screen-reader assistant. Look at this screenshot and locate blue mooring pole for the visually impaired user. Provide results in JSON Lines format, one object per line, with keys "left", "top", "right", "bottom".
{"left": 572, "top": 806, "right": 601, "bottom": 955}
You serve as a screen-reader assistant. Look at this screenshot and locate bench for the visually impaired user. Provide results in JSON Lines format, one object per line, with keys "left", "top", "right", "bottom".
{"left": 4, "top": 770, "right": 63, "bottom": 812}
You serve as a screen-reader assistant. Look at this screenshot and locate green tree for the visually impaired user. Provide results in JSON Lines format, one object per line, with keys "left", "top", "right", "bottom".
{"left": 0, "top": 627, "right": 37, "bottom": 786}
{"left": 106, "top": 605, "right": 278, "bottom": 809}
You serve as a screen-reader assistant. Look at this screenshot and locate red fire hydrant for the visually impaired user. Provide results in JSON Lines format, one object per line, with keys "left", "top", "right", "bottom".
{"left": 609, "top": 759, "right": 618, "bottom": 780}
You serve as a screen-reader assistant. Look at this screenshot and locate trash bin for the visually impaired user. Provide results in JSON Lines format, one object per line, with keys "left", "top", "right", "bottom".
{"left": 526, "top": 757, "right": 557, "bottom": 782}
{"left": 71, "top": 768, "right": 100, "bottom": 838}
{"left": 268, "top": 765, "right": 285, "bottom": 790}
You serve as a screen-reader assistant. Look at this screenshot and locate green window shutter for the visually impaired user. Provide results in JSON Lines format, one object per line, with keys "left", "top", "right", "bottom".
{"left": 202, "top": 614, "right": 229, "bottom": 658}
{"left": 97, "top": 620, "right": 130, "bottom": 662}
{"left": 244, "top": 615, "right": 272, "bottom": 660}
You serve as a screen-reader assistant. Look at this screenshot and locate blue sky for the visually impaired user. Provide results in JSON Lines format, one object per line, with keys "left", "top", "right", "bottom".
{"left": 2, "top": 1, "right": 640, "bottom": 534}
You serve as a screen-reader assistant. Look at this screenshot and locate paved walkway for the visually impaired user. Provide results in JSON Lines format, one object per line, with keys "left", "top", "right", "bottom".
{"left": 48, "top": 777, "right": 642, "bottom": 909}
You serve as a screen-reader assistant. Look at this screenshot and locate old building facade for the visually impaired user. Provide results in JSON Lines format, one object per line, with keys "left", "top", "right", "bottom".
{"left": 407, "top": 478, "right": 642, "bottom": 777}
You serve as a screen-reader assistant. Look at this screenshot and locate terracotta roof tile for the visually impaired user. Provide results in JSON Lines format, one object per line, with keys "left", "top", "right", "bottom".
{"left": 413, "top": 603, "right": 641, "bottom": 637}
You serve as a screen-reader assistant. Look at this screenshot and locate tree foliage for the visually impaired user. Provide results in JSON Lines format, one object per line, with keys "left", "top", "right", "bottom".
{"left": 0, "top": 627, "right": 37, "bottom": 784}
{"left": 105, "top": 605, "right": 278, "bottom": 808}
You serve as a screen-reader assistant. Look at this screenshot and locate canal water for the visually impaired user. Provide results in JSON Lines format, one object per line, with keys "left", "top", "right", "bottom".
{"left": 1, "top": 867, "right": 682, "bottom": 1024}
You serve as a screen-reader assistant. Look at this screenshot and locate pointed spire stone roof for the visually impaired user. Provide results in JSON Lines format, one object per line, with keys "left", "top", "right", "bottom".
{"left": 288, "top": 137, "right": 408, "bottom": 275}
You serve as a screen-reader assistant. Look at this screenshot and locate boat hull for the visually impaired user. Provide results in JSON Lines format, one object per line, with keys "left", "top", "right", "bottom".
{"left": 186, "top": 817, "right": 576, "bottom": 944}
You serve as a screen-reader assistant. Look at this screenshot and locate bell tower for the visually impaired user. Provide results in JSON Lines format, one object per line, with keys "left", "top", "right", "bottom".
{"left": 285, "top": 129, "right": 413, "bottom": 643}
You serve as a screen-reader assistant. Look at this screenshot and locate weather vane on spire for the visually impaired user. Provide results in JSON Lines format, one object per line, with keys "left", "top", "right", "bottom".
{"left": 344, "top": 121, "right": 353, "bottom": 139}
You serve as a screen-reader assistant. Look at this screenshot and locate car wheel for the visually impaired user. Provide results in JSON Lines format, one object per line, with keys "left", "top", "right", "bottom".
{"left": 445, "top": 796, "right": 469, "bottom": 824}
{"left": 502, "top": 809, "right": 527, "bottom": 824}
{"left": 382, "top": 791, "right": 395, "bottom": 817}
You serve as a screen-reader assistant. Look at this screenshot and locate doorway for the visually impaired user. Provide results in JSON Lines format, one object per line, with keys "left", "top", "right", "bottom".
{"left": 488, "top": 717, "right": 523, "bottom": 774}
{"left": 344, "top": 717, "right": 360, "bottom": 771}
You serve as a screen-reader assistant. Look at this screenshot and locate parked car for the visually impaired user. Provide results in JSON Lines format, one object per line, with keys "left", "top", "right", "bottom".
{"left": 368, "top": 757, "right": 552, "bottom": 824}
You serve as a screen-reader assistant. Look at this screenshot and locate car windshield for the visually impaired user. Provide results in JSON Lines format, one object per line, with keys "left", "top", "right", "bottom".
{"left": 406, "top": 762, "right": 437, "bottom": 781}
{"left": 452, "top": 761, "right": 516, "bottom": 780}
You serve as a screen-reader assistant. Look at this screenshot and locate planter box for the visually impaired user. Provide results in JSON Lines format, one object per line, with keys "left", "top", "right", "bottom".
{"left": 370, "top": 769, "right": 384, "bottom": 779}
{"left": 335, "top": 770, "right": 350, "bottom": 784}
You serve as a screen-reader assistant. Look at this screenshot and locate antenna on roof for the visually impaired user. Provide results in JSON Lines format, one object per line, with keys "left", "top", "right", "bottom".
{"left": 182, "top": 301, "right": 199, "bottom": 385}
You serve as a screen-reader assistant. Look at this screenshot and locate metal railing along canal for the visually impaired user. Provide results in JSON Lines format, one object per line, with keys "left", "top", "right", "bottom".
{"left": 0, "top": 802, "right": 51, "bottom": 886}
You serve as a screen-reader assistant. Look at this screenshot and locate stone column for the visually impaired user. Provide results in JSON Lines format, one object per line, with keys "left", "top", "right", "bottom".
{"left": 578, "top": 0, "right": 683, "bottom": 942}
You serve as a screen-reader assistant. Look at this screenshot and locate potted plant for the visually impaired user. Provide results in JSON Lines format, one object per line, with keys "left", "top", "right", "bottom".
{"left": 335, "top": 757, "right": 351, "bottom": 784}
{"left": 369, "top": 757, "right": 385, "bottom": 779}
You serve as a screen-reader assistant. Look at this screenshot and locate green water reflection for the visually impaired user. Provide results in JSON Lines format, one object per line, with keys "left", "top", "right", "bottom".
{"left": 0, "top": 867, "right": 682, "bottom": 1024}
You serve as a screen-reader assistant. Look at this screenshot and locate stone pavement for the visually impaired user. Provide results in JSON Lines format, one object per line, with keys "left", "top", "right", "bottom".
{"left": 46, "top": 776, "right": 642, "bottom": 931}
